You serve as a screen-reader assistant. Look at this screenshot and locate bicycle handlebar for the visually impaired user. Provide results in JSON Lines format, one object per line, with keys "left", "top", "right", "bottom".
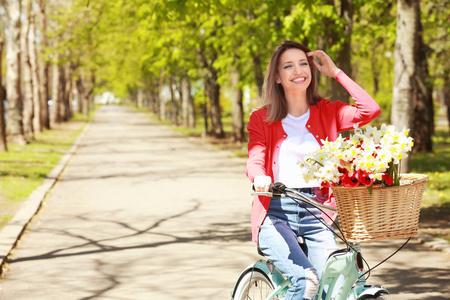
{"left": 253, "top": 182, "right": 338, "bottom": 214}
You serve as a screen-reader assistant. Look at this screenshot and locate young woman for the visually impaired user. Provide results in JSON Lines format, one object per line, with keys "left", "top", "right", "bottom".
{"left": 246, "top": 41, "right": 380, "bottom": 299}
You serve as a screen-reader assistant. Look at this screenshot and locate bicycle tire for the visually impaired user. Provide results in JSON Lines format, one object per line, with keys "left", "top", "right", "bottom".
{"left": 365, "top": 295, "right": 389, "bottom": 299}
{"left": 233, "top": 269, "right": 276, "bottom": 300}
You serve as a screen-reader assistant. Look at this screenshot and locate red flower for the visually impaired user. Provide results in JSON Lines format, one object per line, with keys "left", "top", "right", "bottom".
{"left": 341, "top": 172, "right": 360, "bottom": 187}
{"left": 321, "top": 181, "right": 331, "bottom": 188}
{"left": 382, "top": 173, "right": 394, "bottom": 186}
{"left": 338, "top": 167, "right": 348, "bottom": 174}
{"left": 356, "top": 170, "right": 374, "bottom": 187}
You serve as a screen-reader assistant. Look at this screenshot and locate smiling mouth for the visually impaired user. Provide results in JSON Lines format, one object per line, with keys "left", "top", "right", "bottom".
{"left": 292, "top": 76, "right": 307, "bottom": 83}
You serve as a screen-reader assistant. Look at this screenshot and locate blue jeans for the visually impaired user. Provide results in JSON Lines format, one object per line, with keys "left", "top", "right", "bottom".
{"left": 258, "top": 190, "right": 338, "bottom": 300}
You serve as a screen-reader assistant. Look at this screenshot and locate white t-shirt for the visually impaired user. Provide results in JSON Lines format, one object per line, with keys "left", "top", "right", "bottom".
{"left": 274, "top": 109, "right": 321, "bottom": 188}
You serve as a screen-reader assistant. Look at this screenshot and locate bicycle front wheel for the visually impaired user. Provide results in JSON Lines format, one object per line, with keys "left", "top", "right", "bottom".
{"left": 365, "top": 295, "right": 389, "bottom": 299}
{"left": 233, "top": 269, "right": 275, "bottom": 300}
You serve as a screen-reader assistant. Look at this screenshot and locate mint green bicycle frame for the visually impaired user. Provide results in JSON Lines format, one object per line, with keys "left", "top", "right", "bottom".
{"left": 232, "top": 244, "right": 388, "bottom": 299}
{"left": 231, "top": 187, "right": 389, "bottom": 300}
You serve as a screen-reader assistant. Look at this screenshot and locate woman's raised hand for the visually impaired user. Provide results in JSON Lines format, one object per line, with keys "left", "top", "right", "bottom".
{"left": 307, "top": 50, "right": 341, "bottom": 77}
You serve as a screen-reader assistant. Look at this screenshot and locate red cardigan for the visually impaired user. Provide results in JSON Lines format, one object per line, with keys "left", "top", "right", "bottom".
{"left": 246, "top": 71, "right": 381, "bottom": 243}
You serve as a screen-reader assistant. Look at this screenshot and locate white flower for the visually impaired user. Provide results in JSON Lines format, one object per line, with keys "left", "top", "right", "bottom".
{"left": 364, "top": 125, "right": 383, "bottom": 143}
{"left": 298, "top": 124, "right": 414, "bottom": 187}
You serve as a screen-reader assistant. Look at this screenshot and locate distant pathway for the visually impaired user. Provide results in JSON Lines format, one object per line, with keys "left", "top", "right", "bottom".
{"left": 0, "top": 105, "right": 448, "bottom": 299}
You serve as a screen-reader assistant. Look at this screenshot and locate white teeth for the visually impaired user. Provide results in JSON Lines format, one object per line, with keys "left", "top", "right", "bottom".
{"left": 292, "top": 77, "right": 306, "bottom": 83}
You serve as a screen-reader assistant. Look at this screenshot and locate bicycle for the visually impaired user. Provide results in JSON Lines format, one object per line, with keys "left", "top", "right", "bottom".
{"left": 231, "top": 182, "right": 391, "bottom": 300}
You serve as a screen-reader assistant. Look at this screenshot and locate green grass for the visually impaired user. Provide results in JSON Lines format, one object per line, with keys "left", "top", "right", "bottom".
{"left": 0, "top": 112, "right": 90, "bottom": 230}
{"left": 410, "top": 126, "right": 450, "bottom": 209}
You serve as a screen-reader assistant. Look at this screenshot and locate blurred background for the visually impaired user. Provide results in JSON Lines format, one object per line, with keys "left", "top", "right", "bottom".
{"left": 0, "top": 0, "right": 448, "bottom": 238}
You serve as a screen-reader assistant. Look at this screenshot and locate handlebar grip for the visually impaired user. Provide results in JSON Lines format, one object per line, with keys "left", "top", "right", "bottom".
{"left": 252, "top": 182, "right": 285, "bottom": 193}
{"left": 271, "top": 182, "right": 286, "bottom": 193}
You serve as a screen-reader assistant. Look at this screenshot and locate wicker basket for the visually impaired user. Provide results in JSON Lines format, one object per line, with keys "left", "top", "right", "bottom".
{"left": 331, "top": 173, "right": 429, "bottom": 243}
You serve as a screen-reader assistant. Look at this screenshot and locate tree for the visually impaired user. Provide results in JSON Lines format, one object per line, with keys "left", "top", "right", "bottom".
{"left": 411, "top": 1, "right": 433, "bottom": 153}
{"left": 352, "top": 1, "right": 397, "bottom": 123}
{"left": 421, "top": 0, "right": 450, "bottom": 131}
{"left": 230, "top": 65, "right": 244, "bottom": 142}
{"left": 21, "top": 0, "right": 34, "bottom": 140}
{"left": 50, "top": 63, "right": 63, "bottom": 124}
{"left": 29, "top": 3, "right": 42, "bottom": 133}
{"left": 62, "top": 63, "right": 73, "bottom": 121}
{"left": 40, "top": 0, "right": 444, "bottom": 149}
{"left": 331, "top": 0, "right": 355, "bottom": 103}
{"left": 391, "top": 0, "right": 432, "bottom": 172}
{"left": 37, "top": 0, "right": 50, "bottom": 130}
{"left": 0, "top": 32, "right": 7, "bottom": 151}
{"left": 197, "top": 38, "right": 224, "bottom": 138}
{"left": 5, "top": 0, "right": 26, "bottom": 144}
{"left": 180, "top": 76, "right": 195, "bottom": 128}
{"left": 148, "top": 1, "right": 225, "bottom": 136}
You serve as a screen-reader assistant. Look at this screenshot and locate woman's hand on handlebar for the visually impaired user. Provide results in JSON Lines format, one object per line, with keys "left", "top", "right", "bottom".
{"left": 253, "top": 175, "right": 272, "bottom": 192}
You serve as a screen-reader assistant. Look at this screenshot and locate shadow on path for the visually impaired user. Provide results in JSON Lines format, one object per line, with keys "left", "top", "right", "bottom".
{"left": 8, "top": 200, "right": 251, "bottom": 265}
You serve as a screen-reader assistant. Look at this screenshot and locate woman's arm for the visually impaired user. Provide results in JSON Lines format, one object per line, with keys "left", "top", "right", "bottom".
{"left": 308, "top": 50, "right": 380, "bottom": 129}
{"left": 334, "top": 71, "right": 381, "bottom": 130}
{"left": 246, "top": 110, "right": 271, "bottom": 191}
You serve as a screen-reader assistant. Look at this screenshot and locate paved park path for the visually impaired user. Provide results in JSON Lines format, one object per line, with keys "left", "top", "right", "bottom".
{"left": 0, "top": 105, "right": 448, "bottom": 299}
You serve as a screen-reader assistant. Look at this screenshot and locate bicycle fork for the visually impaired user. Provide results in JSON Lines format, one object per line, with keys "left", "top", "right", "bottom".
{"left": 319, "top": 245, "right": 389, "bottom": 300}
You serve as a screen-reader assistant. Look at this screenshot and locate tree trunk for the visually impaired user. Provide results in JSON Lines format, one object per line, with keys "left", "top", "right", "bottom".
{"left": 157, "top": 70, "right": 165, "bottom": 121}
{"left": 196, "top": 46, "right": 223, "bottom": 138}
{"left": 205, "top": 70, "right": 224, "bottom": 138}
{"left": 246, "top": 9, "right": 264, "bottom": 100}
{"left": 29, "top": 7, "right": 42, "bottom": 133}
{"left": 179, "top": 79, "right": 186, "bottom": 127}
{"left": 444, "top": 74, "right": 450, "bottom": 131}
{"left": 331, "top": 0, "right": 354, "bottom": 103}
{"left": 316, "top": 36, "right": 326, "bottom": 90}
{"left": 0, "top": 36, "right": 7, "bottom": 151}
{"left": 371, "top": 46, "right": 382, "bottom": 96}
{"left": 63, "top": 63, "right": 73, "bottom": 120}
{"left": 137, "top": 87, "right": 144, "bottom": 109}
{"left": 318, "top": 0, "right": 338, "bottom": 96}
{"left": 252, "top": 53, "right": 264, "bottom": 99}
{"left": 149, "top": 85, "right": 159, "bottom": 115}
{"left": 21, "top": 0, "right": 34, "bottom": 140}
{"left": 38, "top": 0, "right": 50, "bottom": 130}
{"left": 38, "top": 58, "right": 50, "bottom": 130}
{"left": 181, "top": 76, "right": 195, "bottom": 128}
{"left": 176, "top": 81, "right": 183, "bottom": 125}
{"left": 230, "top": 68, "right": 244, "bottom": 143}
{"left": 391, "top": 0, "right": 419, "bottom": 172}
{"left": 6, "top": 0, "right": 26, "bottom": 144}
{"left": 58, "top": 65, "right": 67, "bottom": 122}
{"left": 202, "top": 87, "right": 209, "bottom": 136}
{"left": 76, "top": 77, "right": 84, "bottom": 114}
{"left": 169, "top": 77, "right": 179, "bottom": 126}
{"left": 51, "top": 64, "right": 62, "bottom": 124}
{"left": 411, "top": 0, "right": 433, "bottom": 153}
{"left": 82, "top": 72, "right": 95, "bottom": 117}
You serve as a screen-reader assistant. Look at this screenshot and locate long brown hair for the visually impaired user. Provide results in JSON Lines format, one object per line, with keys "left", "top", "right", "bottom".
{"left": 262, "top": 41, "right": 323, "bottom": 123}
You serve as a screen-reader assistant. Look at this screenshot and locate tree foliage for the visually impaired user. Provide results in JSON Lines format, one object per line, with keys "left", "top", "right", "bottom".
{"left": 2, "top": 0, "right": 447, "bottom": 148}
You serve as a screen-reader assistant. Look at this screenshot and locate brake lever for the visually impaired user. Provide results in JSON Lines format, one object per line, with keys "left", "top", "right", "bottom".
{"left": 252, "top": 192, "right": 286, "bottom": 197}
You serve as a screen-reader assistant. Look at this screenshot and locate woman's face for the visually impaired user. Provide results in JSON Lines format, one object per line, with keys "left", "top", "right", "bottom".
{"left": 276, "top": 48, "right": 312, "bottom": 93}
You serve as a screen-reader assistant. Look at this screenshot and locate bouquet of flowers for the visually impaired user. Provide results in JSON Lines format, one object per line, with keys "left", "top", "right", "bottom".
{"left": 299, "top": 124, "right": 414, "bottom": 194}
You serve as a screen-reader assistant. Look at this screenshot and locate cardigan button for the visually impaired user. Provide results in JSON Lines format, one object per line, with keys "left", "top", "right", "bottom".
{"left": 307, "top": 125, "right": 311, "bottom": 128}
{"left": 316, "top": 135, "right": 319, "bottom": 138}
